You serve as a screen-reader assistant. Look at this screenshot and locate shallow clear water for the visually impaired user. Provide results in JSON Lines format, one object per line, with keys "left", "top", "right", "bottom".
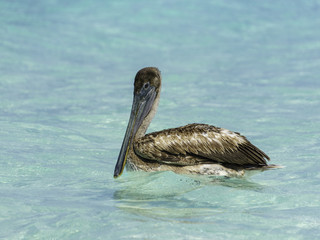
{"left": 1, "top": 1, "right": 320, "bottom": 239}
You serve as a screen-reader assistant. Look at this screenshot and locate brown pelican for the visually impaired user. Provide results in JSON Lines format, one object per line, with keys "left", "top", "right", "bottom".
{"left": 114, "top": 67, "right": 277, "bottom": 178}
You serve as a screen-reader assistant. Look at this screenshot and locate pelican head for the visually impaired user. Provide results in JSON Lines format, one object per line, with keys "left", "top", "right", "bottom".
{"left": 114, "top": 67, "right": 161, "bottom": 178}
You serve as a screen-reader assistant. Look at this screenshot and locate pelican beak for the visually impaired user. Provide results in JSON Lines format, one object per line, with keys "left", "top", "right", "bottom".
{"left": 114, "top": 86, "right": 157, "bottom": 178}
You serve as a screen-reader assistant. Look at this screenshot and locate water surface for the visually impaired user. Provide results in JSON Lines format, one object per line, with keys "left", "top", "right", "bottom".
{"left": 1, "top": 1, "right": 320, "bottom": 239}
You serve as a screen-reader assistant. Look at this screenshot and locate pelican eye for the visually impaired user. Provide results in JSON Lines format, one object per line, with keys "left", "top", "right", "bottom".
{"left": 143, "top": 82, "right": 150, "bottom": 89}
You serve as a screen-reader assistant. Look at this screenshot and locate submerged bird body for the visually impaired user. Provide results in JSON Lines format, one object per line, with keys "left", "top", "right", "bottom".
{"left": 114, "top": 67, "right": 275, "bottom": 178}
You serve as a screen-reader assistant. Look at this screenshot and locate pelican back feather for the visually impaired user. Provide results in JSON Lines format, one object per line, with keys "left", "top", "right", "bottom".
{"left": 134, "top": 123, "right": 270, "bottom": 167}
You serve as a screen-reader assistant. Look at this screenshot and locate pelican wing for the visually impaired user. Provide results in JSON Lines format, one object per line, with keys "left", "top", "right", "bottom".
{"left": 134, "top": 124, "right": 270, "bottom": 166}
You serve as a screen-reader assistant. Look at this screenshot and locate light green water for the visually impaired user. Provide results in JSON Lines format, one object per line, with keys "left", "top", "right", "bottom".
{"left": 1, "top": 1, "right": 320, "bottom": 239}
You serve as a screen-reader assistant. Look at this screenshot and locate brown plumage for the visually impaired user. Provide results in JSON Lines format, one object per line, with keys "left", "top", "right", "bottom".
{"left": 134, "top": 123, "right": 269, "bottom": 167}
{"left": 114, "top": 67, "right": 276, "bottom": 178}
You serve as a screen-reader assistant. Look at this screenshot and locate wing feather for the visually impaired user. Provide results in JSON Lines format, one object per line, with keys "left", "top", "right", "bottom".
{"left": 134, "top": 123, "right": 269, "bottom": 167}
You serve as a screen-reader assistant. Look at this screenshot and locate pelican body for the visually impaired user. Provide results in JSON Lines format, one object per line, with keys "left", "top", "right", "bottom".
{"left": 114, "top": 67, "right": 274, "bottom": 178}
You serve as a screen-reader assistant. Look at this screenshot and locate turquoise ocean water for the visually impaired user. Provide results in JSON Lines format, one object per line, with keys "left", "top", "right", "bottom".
{"left": 1, "top": 1, "right": 320, "bottom": 239}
